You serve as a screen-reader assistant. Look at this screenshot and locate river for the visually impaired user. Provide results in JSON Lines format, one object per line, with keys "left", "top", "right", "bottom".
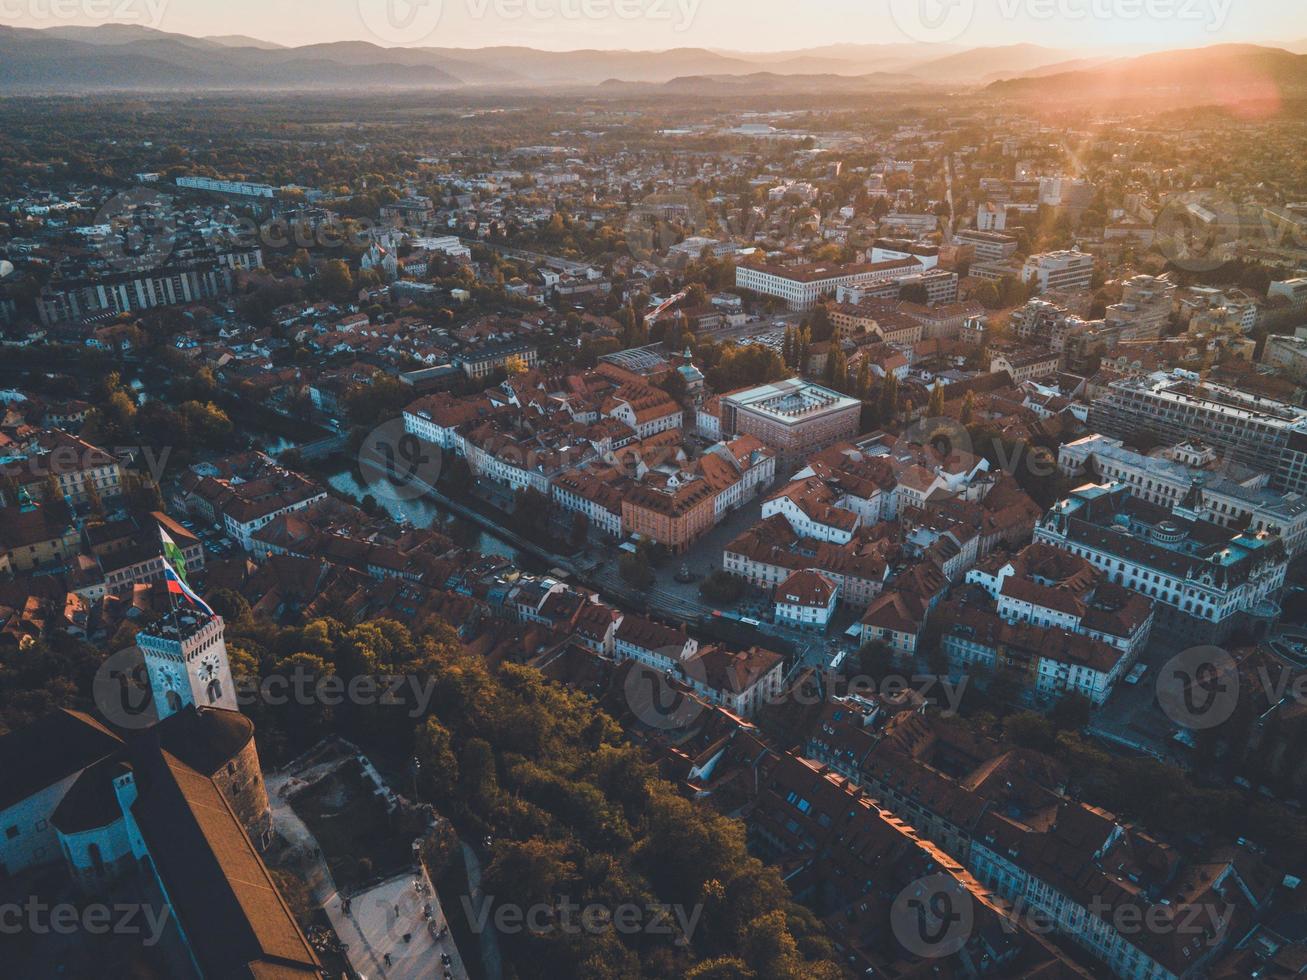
{"left": 325, "top": 469, "right": 524, "bottom": 564}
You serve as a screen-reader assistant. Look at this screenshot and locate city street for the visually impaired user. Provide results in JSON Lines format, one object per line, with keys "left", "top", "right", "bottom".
{"left": 586, "top": 496, "right": 853, "bottom": 670}
{"left": 1088, "top": 631, "right": 1211, "bottom": 766}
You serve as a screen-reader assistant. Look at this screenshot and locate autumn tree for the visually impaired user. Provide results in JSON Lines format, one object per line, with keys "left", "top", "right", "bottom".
{"left": 928, "top": 380, "right": 945, "bottom": 418}
{"left": 808, "top": 304, "right": 834, "bottom": 342}
{"left": 878, "top": 372, "right": 899, "bottom": 424}
{"left": 319, "top": 258, "right": 354, "bottom": 300}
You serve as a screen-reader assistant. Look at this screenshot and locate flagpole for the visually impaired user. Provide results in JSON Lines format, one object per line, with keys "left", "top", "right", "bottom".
{"left": 158, "top": 523, "right": 181, "bottom": 636}
{"left": 165, "top": 539, "right": 180, "bottom": 636}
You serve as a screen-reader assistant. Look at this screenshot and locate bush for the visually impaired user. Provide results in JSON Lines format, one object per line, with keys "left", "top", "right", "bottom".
{"left": 700, "top": 571, "right": 747, "bottom": 605}
{"left": 619, "top": 551, "right": 655, "bottom": 589}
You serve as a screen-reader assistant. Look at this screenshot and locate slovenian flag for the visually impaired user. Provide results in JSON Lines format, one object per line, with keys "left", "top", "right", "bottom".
{"left": 161, "top": 526, "right": 189, "bottom": 582}
{"left": 160, "top": 527, "right": 215, "bottom": 617}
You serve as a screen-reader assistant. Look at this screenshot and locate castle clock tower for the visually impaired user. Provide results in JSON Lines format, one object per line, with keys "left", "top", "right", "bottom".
{"left": 137, "top": 612, "right": 238, "bottom": 722}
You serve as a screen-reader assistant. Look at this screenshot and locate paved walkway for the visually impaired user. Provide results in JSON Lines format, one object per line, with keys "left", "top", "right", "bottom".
{"left": 327, "top": 871, "right": 468, "bottom": 980}
{"left": 461, "top": 842, "right": 503, "bottom": 980}
{"left": 267, "top": 767, "right": 342, "bottom": 907}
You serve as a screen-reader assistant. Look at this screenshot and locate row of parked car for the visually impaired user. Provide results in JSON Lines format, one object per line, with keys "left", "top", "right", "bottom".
{"left": 178, "top": 517, "right": 238, "bottom": 560}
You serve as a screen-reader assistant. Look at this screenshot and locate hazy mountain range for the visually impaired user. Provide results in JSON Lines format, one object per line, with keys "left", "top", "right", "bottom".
{"left": 986, "top": 44, "right": 1307, "bottom": 107}
{"left": 0, "top": 27, "right": 1086, "bottom": 90}
{"left": 0, "top": 25, "right": 1304, "bottom": 102}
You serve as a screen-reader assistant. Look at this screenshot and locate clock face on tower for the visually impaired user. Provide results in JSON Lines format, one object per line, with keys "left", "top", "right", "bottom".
{"left": 198, "top": 653, "right": 223, "bottom": 683}
{"left": 160, "top": 665, "right": 183, "bottom": 691}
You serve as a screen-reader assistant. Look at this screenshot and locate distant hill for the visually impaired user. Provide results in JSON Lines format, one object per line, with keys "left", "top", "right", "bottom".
{"left": 991, "top": 55, "right": 1111, "bottom": 82}
{"left": 707, "top": 42, "right": 966, "bottom": 77}
{"left": 658, "top": 71, "right": 933, "bottom": 95}
{"left": 418, "top": 46, "right": 768, "bottom": 85}
{"left": 0, "top": 27, "right": 462, "bottom": 90}
{"left": 40, "top": 24, "right": 216, "bottom": 47}
{"left": 203, "top": 35, "right": 288, "bottom": 50}
{"left": 908, "top": 43, "right": 1075, "bottom": 82}
{"left": 987, "top": 44, "right": 1307, "bottom": 108}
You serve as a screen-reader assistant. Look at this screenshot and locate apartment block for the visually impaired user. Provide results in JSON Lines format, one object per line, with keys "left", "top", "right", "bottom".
{"left": 1089, "top": 371, "right": 1307, "bottom": 495}
{"left": 1022, "top": 250, "right": 1095, "bottom": 294}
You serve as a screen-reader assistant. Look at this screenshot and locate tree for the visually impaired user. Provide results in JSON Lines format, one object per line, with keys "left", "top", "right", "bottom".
{"left": 622, "top": 307, "right": 648, "bottom": 349}
{"left": 741, "top": 910, "right": 803, "bottom": 979}
{"left": 877, "top": 372, "right": 899, "bottom": 425}
{"left": 319, "top": 259, "right": 354, "bottom": 299}
{"left": 209, "top": 589, "right": 252, "bottom": 623}
{"left": 854, "top": 362, "right": 871, "bottom": 400}
{"left": 87, "top": 389, "right": 138, "bottom": 444}
{"left": 900, "top": 282, "right": 930, "bottom": 305}
{"left": 686, "top": 959, "right": 755, "bottom": 980}
{"left": 620, "top": 550, "right": 655, "bottom": 589}
{"left": 178, "top": 401, "right": 234, "bottom": 448}
{"left": 459, "top": 737, "right": 500, "bottom": 808}
{"left": 1050, "top": 693, "right": 1093, "bottom": 733}
{"left": 855, "top": 641, "right": 896, "bottom": 681}
{"left": 660, "top": 369, "right": 689, "bottom": 408}
{"left": 701, "top": 572, "right": 748, "bottom": 605}
{"left": 123, "top": 474, "right": 164, "bottom": 513}
{"left": 927, "top": 380, "right": 945, "bottom": 419}
{"left": 808, "top": 304, "right": 834, "bottom": 342}
{"left": 39, "top": 475, "right": 72, "bottom": 524}
{"left": 824, "top": 348, "right": 847, "bottom": 390}
{"left": 960, "top": 390, "right": 976, "bottom": 426}
{"left": 795, "top": 328, "right": 812, "bottom": 372}
{"left": 1004, "top": 711, "right": 1056, "bottom": 752}
{"left": 975, "top": 281, "right": 1002, "bottom": 309}
{"left": 416, "top": 717, "right": 459, "bottom": 800}
{"left": 567, "top": 511, "right": 590, "bottom": 551}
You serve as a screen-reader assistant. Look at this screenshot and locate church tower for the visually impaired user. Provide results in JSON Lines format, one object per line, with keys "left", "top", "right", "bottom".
{"left": 137, "top": 612, "right": 238, "bottom": 722}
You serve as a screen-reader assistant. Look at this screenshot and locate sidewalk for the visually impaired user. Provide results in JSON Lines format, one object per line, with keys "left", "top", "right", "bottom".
{"left": 460, "top": 842, "right": 503, "bottom": 980}
{"left": 267, "top": 768, "right": 340, "bottom": 907}
{"left": 326, "top": 870, "right": 468, "bottom": 980}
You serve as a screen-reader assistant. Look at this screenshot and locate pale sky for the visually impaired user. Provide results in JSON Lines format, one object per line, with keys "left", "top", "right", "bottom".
{"left": 3, "top": 0, "right": 1304, "bottom": 52}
